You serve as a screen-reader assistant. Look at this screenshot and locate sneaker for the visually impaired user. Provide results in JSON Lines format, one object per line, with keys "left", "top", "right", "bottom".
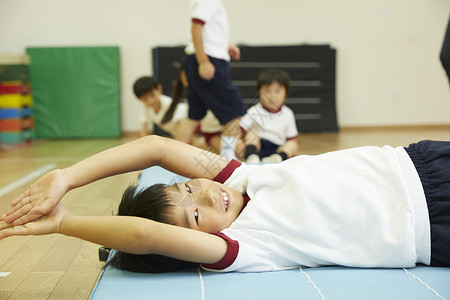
{"left": 246, "top": 154, "right": 261, "bottom": 164}
{"left": 261, "top": 153, "right": 282, "bottom": 163}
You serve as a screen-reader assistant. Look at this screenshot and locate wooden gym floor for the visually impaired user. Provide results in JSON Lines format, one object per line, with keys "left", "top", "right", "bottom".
{"left": 0, "top": 126, "right": 450, "bottom": 299}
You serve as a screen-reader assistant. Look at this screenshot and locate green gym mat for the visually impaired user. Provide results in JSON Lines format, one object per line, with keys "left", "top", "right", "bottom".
{"left": 26, "top": 47, "right": 121, "bottom": 138}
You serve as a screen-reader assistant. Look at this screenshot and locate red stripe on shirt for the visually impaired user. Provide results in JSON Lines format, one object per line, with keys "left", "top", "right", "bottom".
{"left": 213, "top": 159, "right": 241, "bottom": 184}
{"left": 192, "top": 18, "right": 205, "bottom": 25}
{"left": 201, "top": 233, "right": 239, "bottom": 270}
{"left": 206, "top": 160, "right": 250, "bottom": 270}
{"left": 261, "top": 103, "right": 282, "bottom": 113}
{"left": 202, "top": 195, "right": 250, "bottom": 270}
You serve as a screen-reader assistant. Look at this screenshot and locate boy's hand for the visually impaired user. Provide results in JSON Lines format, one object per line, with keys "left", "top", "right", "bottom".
{"left": 228, "top": 45, "right": 241, "bottom": 61}
{"left": 1, "top": 169, "right": 71, "bottom": 226}
{"left": 0, "top": 203, "right": 70, "bottom": 240}
{"left": 198, "top": 61, "right": 215, "bottom": 80}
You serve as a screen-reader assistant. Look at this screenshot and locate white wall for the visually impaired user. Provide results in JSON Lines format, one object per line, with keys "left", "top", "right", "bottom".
{"left": 1, "top": 0, "right": 449, "bottom": 131}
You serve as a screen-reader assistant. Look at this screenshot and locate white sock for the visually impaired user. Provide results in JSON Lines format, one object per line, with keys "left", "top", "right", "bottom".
{"left": 220, "top": 136, "right": 237, "bottom": 160}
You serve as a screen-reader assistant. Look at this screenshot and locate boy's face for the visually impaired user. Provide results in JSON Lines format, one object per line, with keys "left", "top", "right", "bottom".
{"left": 259, "top": 82, "right": 287, "bottom": 112}
{"left": 165, "top": 178, "right": 243, "bottom": 233}
{"left": 139, "top": 85, "right": 162, "bottom": 110}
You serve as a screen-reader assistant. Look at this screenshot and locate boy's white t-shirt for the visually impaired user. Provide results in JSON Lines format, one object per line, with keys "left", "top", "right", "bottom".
{"left": 138, "top": 94, "right": 188, "bottom": 135}
{"left": 240, "top": 103, "right": 298, "bottom": 145}
{"left": 202, "top": 146, "right": 430, "bottom": 272}
{"left": 185, "top": 0, "right": 230, "bottom": 61}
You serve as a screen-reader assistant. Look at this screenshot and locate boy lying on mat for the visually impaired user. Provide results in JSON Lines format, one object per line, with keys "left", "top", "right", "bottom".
{"left": 1, "top": 136, "right": 449, "bottom": 273}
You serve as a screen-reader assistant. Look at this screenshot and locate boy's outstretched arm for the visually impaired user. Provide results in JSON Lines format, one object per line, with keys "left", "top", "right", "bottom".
{"left": 0, "top": 205, "right": 227, "bottom": 265}
{"left": 60, "top": 215, "right": 227, "bottom": 264}
{"left": 2, "top": 136, "right": 228, "bottom": 226}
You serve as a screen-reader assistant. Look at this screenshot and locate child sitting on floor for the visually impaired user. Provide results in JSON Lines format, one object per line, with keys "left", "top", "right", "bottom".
{"left": 134, "top": 64, "right": 222, "bottom": 152}
{"left": 1, "top": 136, "right": 449, "bottom": 273}
{"left": 240, "top": 69, "right": 299, "bottom": 163}
{"left": 133, "top": 75, "right": 189, "bottom": 138}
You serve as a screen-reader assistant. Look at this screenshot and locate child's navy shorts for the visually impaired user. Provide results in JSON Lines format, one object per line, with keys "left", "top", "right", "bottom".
{"left": 260, "top": 139, "right": 280, "bottom": 158}
{"left": 185, "top": 55, "right": 246, "bottom": 125}
{"left": 404, "top": 140, "right": 450, "bottom": 266}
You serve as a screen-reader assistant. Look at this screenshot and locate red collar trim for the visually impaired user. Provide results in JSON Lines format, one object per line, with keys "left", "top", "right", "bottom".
{"left": 261, "top": 104, "right": 282, "bottom": 113}
{"left": 241, "top": 194, "right": 250, "bottom": 212}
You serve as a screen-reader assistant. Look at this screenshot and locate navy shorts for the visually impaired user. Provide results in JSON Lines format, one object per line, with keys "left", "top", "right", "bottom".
{"left": 185, "top": 55, "right": 246, "bottom": 125}
{"left": 404, "top": 140, "right": 450, "bottom": 266}
{"left": 260, "top": 139, "right": 280, "bottom": 158}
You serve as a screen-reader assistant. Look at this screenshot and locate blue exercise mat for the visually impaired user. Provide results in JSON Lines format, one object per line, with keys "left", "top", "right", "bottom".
{"left": 90, "top": 166, "right": 450, "bottom": 300}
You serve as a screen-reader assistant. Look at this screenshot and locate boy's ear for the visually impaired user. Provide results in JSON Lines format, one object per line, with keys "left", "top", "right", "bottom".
{"left": 157, "top": 84, "right": 163, "bottom": 93}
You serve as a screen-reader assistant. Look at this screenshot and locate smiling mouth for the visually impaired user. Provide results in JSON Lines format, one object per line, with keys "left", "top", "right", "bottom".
{"left": 220, "top": 189, "right": 229, "bottom": 211}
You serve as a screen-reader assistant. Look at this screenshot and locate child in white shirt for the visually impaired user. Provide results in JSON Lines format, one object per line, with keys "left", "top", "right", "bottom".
{"left": 133, "top": 76, "right": 188, "bottom": 138}
{"left": 1, "top": 137, "right": 449, "bottom": 273}
{"left": 241, "top": 69, "right": 299, "bottom": 164}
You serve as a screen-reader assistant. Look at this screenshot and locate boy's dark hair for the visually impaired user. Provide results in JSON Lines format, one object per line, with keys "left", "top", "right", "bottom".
{"left": 133, "top": 76, "right": 160, "bottom": 98}
{"left": 104, "top": 184, "right": 197, "bottom": 273}
{"left": 256, "top": 69, "right": 291, "bottom": 96}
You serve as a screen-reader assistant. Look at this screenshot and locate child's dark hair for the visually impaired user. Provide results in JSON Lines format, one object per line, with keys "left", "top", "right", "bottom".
{"left": 161, "top": 60, "right": 186, "bottom": 124}
{"left": 133, "top": 76, "right": 160, "bottom": 99}
{"left": 256, "top": 69, "right": 291, "bottom": 95}
{"left": 104, "top": 184, "right": 197, "bottom": 273}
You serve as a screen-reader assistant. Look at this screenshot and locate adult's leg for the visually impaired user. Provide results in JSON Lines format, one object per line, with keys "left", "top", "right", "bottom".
{"left": 206, "top": 58, "right": 246, "bottom": 160}
{"left": 182, "top": 55, "right": 208, "bottom": 145}
{"left": 185, "top": 55, "right": 246, "bottom": 159}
